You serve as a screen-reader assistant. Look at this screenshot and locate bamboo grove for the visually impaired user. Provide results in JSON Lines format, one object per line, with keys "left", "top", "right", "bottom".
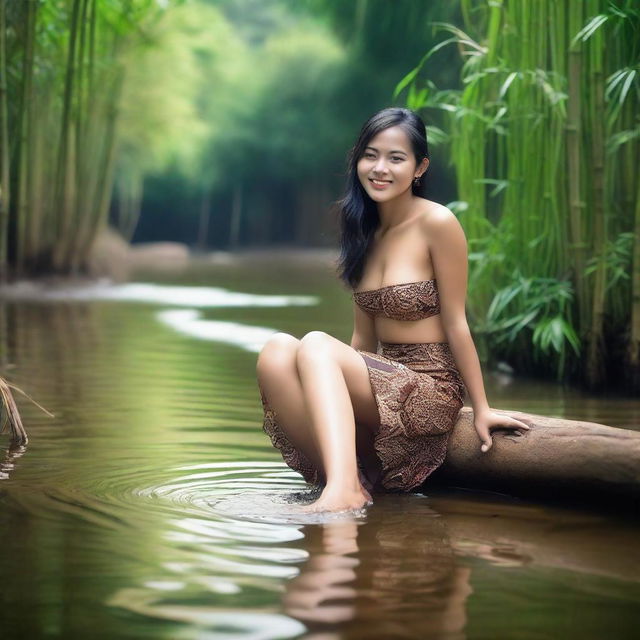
{"left": 0, "top": 0, "right": 168, "bottom": 278}
{"left": 398, "top": 0, "right": 639, "bottom": 390}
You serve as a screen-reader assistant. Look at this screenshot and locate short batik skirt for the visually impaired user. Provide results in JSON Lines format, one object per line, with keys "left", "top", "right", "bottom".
{"left": 259, "top": 341, "right": 466, "bottom": 493}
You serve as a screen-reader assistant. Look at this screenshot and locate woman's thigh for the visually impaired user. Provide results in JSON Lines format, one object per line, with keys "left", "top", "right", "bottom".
{"left": 296, "top": 331, "right": 380, "bottom": 432}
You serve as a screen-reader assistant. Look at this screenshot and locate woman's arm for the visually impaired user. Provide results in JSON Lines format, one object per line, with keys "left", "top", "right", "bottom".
{"left": 350, "top": 302, "right": 378, "bottom": 352}
{"left": 425, "top": 210, "right": 530, "bottom": 451}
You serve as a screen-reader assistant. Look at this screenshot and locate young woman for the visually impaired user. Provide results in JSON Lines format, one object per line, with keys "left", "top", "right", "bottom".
{"left": 256, "top": 107, "right": 529, "bottom": 513}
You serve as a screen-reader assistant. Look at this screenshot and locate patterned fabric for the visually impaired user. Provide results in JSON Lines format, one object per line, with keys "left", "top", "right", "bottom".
{"left": 352, "top": 279, "right": 440, "bottom": 321}
{"left": 260, "top": 341, "right": 465, "bottom": 493}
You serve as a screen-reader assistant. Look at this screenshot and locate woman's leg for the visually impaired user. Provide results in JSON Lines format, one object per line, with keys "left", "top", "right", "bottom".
{"left": 294, "top": 331, "right": 380, "bottom": 512}
{"left": 257, "top": 331, "right": 380, "bottom": 512}
{"left": 256, "top": 333, "right": 326, "bottom": 478}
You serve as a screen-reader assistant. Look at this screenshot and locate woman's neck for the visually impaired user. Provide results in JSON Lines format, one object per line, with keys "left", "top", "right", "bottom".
{"left": 377, "top": 191, "right": 420, "bottom": 232}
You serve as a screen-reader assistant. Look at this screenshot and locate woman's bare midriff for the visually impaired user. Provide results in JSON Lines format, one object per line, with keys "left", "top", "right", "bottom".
{"left": 374, "top": 314, "right": 447, "bottom": 345}
{"left": 357, "top": 204, "right": 447, "bottom": 345}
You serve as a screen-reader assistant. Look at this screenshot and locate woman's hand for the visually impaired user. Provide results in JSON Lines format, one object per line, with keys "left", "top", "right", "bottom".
{"left": 473, "top": 409, "right": 531, "bottom": 453}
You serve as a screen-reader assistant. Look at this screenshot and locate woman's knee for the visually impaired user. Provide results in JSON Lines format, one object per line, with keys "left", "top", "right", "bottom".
{"left": 256, "top": 332, "right": 300, "bottom": 379}
{"left": 297, "top": 331, "right": 333, "bottom": 367}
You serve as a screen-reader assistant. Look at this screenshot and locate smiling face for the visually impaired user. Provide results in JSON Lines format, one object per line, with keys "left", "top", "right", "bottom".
{"left": 356, "top": 125, "right": 429, "bottom": 201}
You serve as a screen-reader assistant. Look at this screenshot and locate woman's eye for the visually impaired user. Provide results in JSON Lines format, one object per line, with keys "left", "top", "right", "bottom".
{"left": 364, "top": 153, "right": 375, "bottom": 159}
{"left": 392, "top": 157, "right": 403, "bottom": 162}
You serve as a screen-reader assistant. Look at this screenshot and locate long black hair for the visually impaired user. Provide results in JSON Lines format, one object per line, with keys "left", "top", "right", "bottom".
{"left": 334, "top": 107, "right": 429, "bottom": 289}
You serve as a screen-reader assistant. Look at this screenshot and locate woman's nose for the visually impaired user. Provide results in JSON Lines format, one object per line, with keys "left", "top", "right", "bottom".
{"left": 374, "top": 158, "right": 388, "bottom": 172}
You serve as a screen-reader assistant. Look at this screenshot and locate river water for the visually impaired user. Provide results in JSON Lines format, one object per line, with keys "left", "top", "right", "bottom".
{"left": 1, "top": 253, "right": 639, "bottom": 639}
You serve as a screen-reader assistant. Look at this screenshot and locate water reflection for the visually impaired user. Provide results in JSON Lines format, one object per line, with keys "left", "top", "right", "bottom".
{"left": 284, "top": 502, "right": 472, "bottom": 639}
{"left": 0, "top": 281, "right": 317, "bottom": 308}
{"left": 157, "top": 309, "right": 278, "bottom": 352}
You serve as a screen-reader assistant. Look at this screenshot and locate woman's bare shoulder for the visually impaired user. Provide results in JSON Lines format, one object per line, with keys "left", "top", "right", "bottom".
{"left": 417, "top": 201, "right": 461, "bottom": 234}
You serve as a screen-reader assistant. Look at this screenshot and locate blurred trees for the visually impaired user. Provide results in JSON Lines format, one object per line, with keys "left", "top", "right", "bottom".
{"left": 1, "top": 0, "right": 462, "bottom": 275}
{"left": 134, "top": 0, "right": 462, "bottom": 248}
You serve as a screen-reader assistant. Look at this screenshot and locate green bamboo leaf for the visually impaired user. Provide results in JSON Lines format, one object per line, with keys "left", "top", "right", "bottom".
{"left": 392, "top": 37, "right": 459, "bottom": 100}
{"left": 606, "top": 68, "right": 627, "bottom": 98}
{"left": 618, "top": 69, "right": 637, "bottom": 106}
{"left": 606, "top": 127, "right": 640, "bottom": 154}
{"left": 498, "top": 71, "right": 518, "bottom": 99}
{"left": 392, "top": 66, "right": 420, "bottom": 100}
{"left": 570, "top": 14, "right": 608, "bottom": 47}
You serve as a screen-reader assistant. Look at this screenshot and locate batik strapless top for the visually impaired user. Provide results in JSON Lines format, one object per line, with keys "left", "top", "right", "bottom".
{"left": 352, "top": 279, "right": 440, "bottom": 321}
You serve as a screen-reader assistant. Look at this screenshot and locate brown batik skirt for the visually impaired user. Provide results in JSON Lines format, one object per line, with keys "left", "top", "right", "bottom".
{"left": 260, "top": 341, "right": 466, "bottom": 493}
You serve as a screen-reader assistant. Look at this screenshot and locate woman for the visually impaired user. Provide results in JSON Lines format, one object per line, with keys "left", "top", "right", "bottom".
{"left": 256, "top": 107, "right": 529, "bottom": 513}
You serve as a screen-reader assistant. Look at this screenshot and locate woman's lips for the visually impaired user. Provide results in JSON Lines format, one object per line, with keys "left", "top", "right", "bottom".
{"left": 369, "top": 178, "right": 391, "bottom": 190}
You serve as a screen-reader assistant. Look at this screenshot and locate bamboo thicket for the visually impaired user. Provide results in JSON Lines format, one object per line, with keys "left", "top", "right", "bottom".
{"left": 396, "top": 0, "right": 640, "bottom": 389}
{"left": 0, "top": 0, "right": 167, "bottom": 278}
{"left": 398, "top": 0, "right": 639, "bottom": 390}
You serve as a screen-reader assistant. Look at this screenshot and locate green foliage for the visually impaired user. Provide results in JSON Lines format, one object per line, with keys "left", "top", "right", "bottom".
{"left": 398, "top": 0, "right": 639, "bottom": 387}
{"left": 481, "top": 271, "right": 580, "bottom": 380}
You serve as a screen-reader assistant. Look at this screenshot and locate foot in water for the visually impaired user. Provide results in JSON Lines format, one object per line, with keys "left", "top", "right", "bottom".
{"left": 300, "top": 482, "right": 373, "bottom": 514}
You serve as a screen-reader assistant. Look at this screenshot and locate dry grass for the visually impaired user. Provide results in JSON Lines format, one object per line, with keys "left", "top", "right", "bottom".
{"left": 0, "top": 377, "right": 54, "bottom": 446}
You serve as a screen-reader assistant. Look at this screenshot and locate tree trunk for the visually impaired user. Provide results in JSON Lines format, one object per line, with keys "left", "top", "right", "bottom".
{"left": 629, "top": 174, "right": 640, "bottom": 391}
{"left": 430, "top": 407, "right": 640, "bottom": 511}
{"left": 196, "top": 187, "right": 211, "bottom": 251}
{"left": 228, "top": 180, "right": 242, "bottom": 249}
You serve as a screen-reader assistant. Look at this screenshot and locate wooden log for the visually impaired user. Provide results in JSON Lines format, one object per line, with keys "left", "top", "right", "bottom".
{"left": 429, "top": 407, "right": 640, "bottom": 512}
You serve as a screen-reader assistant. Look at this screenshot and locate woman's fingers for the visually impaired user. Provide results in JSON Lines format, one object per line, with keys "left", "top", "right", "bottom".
{"left": 477, "top": 413, "right": 534, "bottom": 453}
{"left": 476, "top": 427, "right": 493, "bottom": 452}
{"left": 492, "top": 415, "right": 531, "bottom": 431}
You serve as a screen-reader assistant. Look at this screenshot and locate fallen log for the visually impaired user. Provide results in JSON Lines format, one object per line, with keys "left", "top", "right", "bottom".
{"left": 429, "top": 407, "right": 640, "bottom": 512}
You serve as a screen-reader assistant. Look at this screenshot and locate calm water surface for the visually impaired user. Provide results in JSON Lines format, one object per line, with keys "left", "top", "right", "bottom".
{"left": 1, "top": 254, "right": 639, "bottom": 639}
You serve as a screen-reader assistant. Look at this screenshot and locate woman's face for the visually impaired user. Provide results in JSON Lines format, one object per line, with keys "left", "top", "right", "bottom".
{"left": 356, "top": 125, "right": 428, "bottom": 201}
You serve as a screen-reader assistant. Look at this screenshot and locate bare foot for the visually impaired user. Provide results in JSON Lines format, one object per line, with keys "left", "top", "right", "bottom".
{"left": 301, "top": 485, "right": 372, "bottom": 514}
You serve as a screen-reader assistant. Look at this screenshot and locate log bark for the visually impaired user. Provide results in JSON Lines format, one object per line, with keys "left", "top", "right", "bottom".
{"left": 429, "top": 407, "right": 640, "bottom": 512}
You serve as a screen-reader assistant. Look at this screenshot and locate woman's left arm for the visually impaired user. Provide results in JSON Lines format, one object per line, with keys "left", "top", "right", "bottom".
{"left": 425, "top": 210, "right": 530, "bottom": 453}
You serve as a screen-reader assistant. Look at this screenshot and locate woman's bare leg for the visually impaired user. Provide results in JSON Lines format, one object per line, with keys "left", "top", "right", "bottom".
{"left": 295, "top": 331, "right": 380, "bottom": 512}
{"left": 256, "top": 333, "right": 326, "bottom": 478}
{"left": 257, "top": 331, "right": 380, "bottom": 512}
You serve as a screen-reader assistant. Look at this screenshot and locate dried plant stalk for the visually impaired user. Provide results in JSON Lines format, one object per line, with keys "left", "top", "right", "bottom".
{"left": 0, "top": 376, "right": 29, "bottom": 445}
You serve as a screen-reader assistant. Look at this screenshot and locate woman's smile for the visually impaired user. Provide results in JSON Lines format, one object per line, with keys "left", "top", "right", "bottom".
{"left": 369, "top": 178, "right": 392, "bottom": 189}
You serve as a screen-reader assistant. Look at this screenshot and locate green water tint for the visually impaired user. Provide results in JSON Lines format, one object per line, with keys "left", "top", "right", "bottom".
{"left": 1, "top": 257, "right": 639, "bottom": 639}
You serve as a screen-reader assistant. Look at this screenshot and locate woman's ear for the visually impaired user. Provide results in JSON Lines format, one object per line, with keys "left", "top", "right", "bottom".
{"left": 416, "top": 156, "right": 429, "bottom": 178}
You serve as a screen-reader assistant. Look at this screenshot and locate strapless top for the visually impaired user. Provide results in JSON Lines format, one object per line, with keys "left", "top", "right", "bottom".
{"left": 352, "top": 279, "right": 440, "bottom": 321}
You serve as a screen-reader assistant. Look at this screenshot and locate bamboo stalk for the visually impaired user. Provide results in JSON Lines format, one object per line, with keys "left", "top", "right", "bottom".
{"left": 53, "top": 0, "right": 81, "bottom": 271}
{"left": 566, "top": 1, "right": 587, "bottom": 331}
{"left": 15, "top": 0, "right": 36, "bottom": 273}
{"left": 0, "top": 0, "right": 9, "bottom": 280}
{"left": 585, "top": 0, "right": 607, "bottom": 388}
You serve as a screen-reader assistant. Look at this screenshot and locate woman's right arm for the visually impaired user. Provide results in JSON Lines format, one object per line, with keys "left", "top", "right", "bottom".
{"left": 350, "top": 302, "right": 378, "bottom": 352}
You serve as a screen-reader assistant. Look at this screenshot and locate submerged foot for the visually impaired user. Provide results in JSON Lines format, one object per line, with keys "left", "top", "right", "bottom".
{"left": 301, "top": 485, "right": 372, "bottom": 514}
